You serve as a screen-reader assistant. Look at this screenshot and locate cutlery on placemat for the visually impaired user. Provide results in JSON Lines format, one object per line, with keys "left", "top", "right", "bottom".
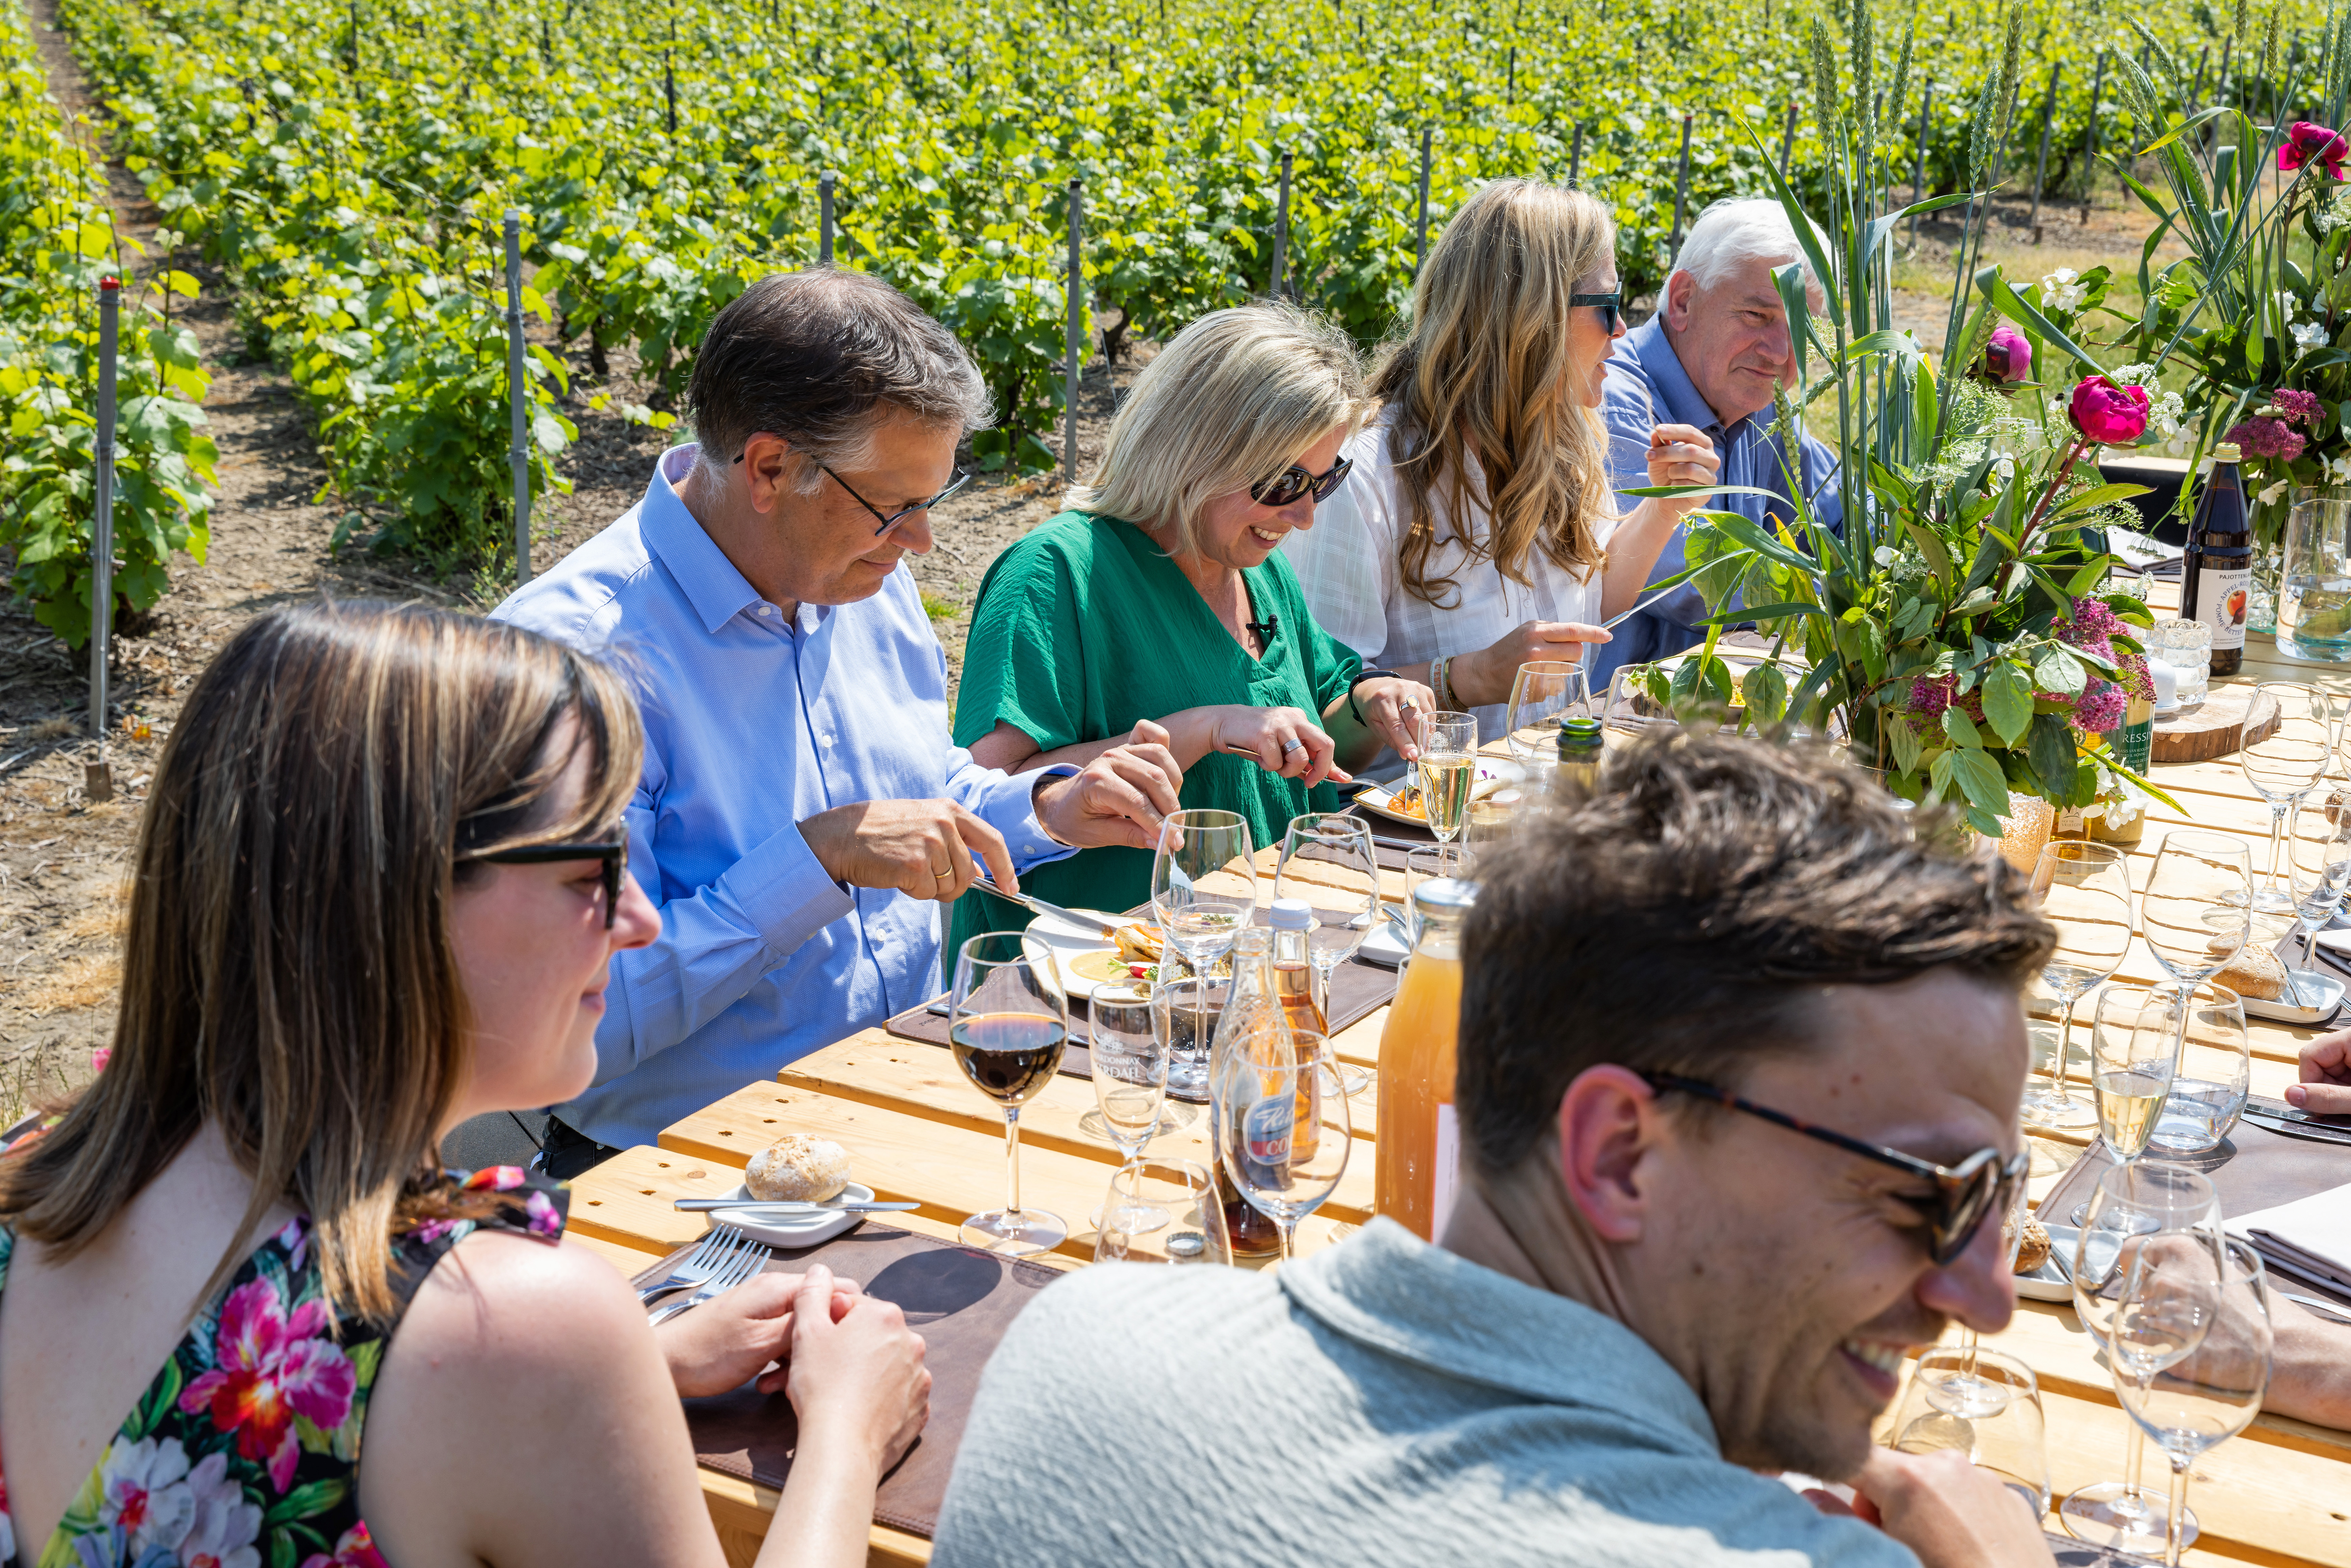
{"left": 2282, "top": 1290, "right": 2351, "bottom": 1325}
{"left": 645, "top": 1234, "right": 769, "bottom": 1325}
{"left": 674, "top": 1196, "right": 921, "bottom": 1213}
{"left": 2241, "top": 1096, "right": 2351, "bottom": 1146}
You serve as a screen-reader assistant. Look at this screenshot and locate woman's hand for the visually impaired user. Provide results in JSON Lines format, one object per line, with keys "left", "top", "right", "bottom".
{"left": 784, "top": 1264, "right": 931, "bottom": 1474}
{"left": 1452, "top": 622, "right": 1611, "bottom": 709}
{"left": 1207, "top": 705, "right": 1351, "bottom": 787}
{"left": 1348, "top": 676, "right": 1436, "bottom": 762}
{"left": 1646, "top": 421, "right": 1722, "bottom": 518}
{"left": 654, "top": 1268, "right": 861, "bottom": 1399}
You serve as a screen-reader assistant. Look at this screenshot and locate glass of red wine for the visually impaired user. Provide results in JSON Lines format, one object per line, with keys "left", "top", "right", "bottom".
{"left": 950, "top": 931, "right": 1071, "bottom": 1255}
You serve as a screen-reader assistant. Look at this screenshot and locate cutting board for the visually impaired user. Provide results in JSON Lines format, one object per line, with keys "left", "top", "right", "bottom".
{"left": 2151, "top": 684, "right": 2278, "bottom": 763}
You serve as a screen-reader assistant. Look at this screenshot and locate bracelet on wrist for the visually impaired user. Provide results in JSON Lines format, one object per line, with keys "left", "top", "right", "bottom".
{"left": 1432, "top": 654, "right": 1453, "bottom": 714}
{"left": 1347, "top": 668, "right": 1399, "bottom": 726}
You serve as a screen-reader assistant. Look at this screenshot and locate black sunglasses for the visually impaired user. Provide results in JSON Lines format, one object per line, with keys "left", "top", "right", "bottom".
{"left": 1642, "top": 1071, "right": 2027, "bottom": 1266}
{"left": 464, "top": 837, "right": 629, "bottom": 928}
{"left": 1250, "top": 454, "right": 1353, "bottom": 508}
{"left": 727, "top": 445, "right": 972, "bottom": 538}
{"left": 1571, "top": 290, "right": 1624, "bottom": 335}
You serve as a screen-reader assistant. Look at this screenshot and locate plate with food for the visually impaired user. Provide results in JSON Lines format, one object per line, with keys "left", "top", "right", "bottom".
{"left": 1355, "top": 764, "right": 1510, "bottom": 828}
{"left": 1022, "top": 908, "right": 1162, "bottom": 1000}
{"left": 713, "top": 1135, "right": 871, "bottom": 1249}
{"left": 2223, "top": 945, "right": 2347, "bottom": 1024}
{"left": 2014, "top": 1217, "right": 2074, "bottom": 1302}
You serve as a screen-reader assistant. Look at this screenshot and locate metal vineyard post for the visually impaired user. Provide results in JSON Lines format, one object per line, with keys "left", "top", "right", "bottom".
{"left": 2027, "top": 64, "right": 2061, "bottom": 238}
{"left": 1414, "top": 128, "right": 1432, "bottom": 277}
{"left": 505, "top": 211, "right": 531, "bottom": 587}
{"left": 90, "top": 276, "right": 119, "bottom": 750}
{"left": 1065, "top": 177, "right": 1082, "bottom": 482}
{"left": 1669, "top": 110, "right": 1693, "bottom": 258}
{"left": 1908, "top": 84, "right": 1933, "bottom": 247}
{"left": 2082, "top": 50, "right": 2107, "bottom": 223}
{"left": 819, "top": 170, "right": 835, "bottom": 264}
{"left": 1272, "top": 151, "right": 1291, "bottom": 301}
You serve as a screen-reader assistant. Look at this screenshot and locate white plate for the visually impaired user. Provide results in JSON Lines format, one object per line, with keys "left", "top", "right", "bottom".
{"left": 2241, "top": 968, "right": 2347, "bottom": 1025}
{"left": 2015, "top": 1221, "right": 2079, "bottom": 1302}
{"left": 1355, "top": 764, "right": 1507, "bottom": 828}
{"left": 1020, "top": 909, "right": 1144, "bottom": 1002}
{"left": 1356, "top": 919, "right": 1411, "bottom": 969}
{"left": 711, "top": 1181, "right": 875, "bottom": 1249}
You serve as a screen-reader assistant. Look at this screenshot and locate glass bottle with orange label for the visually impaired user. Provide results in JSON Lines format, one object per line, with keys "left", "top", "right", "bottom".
{"left": 1375, "top": 878, "right": 1476, "bottom": 1240}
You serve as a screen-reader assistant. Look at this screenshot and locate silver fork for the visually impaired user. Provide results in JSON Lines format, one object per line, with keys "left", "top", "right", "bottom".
{"left": 634, "top": 1225, "right": 752, "bottom": 1303}
{"left": 645, "top": 1232, "right": 768, "bottom": 1326}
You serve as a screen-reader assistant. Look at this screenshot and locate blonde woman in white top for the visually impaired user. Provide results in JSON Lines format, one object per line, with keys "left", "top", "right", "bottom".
{"left": 1284, "top": 180, "right": 1722, "bottom": 739}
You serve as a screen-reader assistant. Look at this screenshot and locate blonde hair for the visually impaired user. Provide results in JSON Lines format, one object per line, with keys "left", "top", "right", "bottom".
{"left": 1069, "top": 300, "right": 1371, "bottom": 555}
{"left": 1371, "top": 180, "right": 1620, "bottom": 607}
{"left": 0, "top": 601, "right": 643, "bottom": 1323}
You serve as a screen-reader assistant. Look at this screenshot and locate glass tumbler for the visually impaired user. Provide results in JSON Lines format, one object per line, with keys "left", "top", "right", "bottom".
{"left": 2145, "top": 619, "right": 2212, "bottom": 710}
{"left": 2277, "top": 493, "right": 2351, "bottom": 662}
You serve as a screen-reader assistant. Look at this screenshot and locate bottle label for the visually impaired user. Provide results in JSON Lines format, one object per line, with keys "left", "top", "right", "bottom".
{"left": 1243, "top": 1093, "right": 1294, "bottom": 1168}
{"left": 2108, "top": 716, "right": 2153, "bottom": 774}
{"left": 2194, "top": 565, "right": 2252, "bottom": 651}
{"left": 2056, "top": 807, "right": 2086, "bottom": 836}
{"left": 1432, "top": 1103, "right": 1460, "bottom": 1237}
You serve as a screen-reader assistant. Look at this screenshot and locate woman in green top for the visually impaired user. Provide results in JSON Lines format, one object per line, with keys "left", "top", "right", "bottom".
{"left": 951, "top": 302, "right": 1434, "bottom": 951}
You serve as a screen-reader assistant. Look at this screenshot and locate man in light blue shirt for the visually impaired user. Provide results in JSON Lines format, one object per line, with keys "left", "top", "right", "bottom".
{"left": 1594, "top": 198, "right": 1845, "bottom": 692}
{"left": 496, "top": 270, "right": 1179, "bottom": 1166}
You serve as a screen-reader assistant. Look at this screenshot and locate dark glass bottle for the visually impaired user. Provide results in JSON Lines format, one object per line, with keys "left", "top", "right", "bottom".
{"left": 2179, "top": 442, "right": 2252, "bottom": 678}
{"left": 1555, "top": 715, "right": 1604, "bottom": 791}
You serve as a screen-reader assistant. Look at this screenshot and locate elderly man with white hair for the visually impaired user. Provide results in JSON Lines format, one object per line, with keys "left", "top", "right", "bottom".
{"left": 1591, "top": 198, "right": 1845, "bottom": 690}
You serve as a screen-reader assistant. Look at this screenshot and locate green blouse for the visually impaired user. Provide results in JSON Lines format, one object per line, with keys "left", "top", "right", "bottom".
{"left": 947, "top": 512, "right": 1362, "bottom": 962}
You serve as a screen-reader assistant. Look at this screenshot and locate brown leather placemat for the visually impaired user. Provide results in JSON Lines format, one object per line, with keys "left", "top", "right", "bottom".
{"left": 635, "top": 1224, "right": 1063, "bottom": 1540}
{"left": 2040, "top": 1134, "right": 2351, "bottom": 1310}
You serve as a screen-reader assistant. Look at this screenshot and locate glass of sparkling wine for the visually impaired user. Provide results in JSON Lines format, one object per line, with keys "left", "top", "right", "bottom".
{"left": 949, "top": 932, "right": 1070, "bottom": 1256}
{"left": 2075, "top": 985, "right": 2185, "bottom": 1222}
{"left": 1413, "top": 710, "right": 1480, "bottom": 845}
{"left": 1886, "top": 1346, "right": 2051, "bottom": 1518}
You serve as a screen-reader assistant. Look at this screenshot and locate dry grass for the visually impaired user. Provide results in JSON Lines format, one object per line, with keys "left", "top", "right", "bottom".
{"left": 23, "top": 716, "right": 76, "bottom": 741}
{"left": 7, "top": 953, "right": 122, "bottom": 1015}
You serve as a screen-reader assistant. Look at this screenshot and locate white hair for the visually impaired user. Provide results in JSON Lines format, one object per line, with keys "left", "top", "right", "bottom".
{"left": 1670, "top": 198, "right": 1826, "bottom": 297}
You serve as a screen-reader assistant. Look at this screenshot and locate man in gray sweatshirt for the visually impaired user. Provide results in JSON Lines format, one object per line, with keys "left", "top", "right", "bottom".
{"left": 933, "top": 733, "right": 2062, "bottom": 1567}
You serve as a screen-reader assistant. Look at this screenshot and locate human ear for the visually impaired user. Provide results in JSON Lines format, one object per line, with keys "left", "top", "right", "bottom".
{"left": 1553, "top": 1064, "right": 1664, "bottom": 1244}
{"left": 1664, "top": 270, "right": 1697, "bottom": 330}
{"left": 741, "top": 433, "right": 801, "bottom": 516}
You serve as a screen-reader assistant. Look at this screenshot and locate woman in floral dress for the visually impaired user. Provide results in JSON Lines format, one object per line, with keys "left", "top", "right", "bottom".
{"left": 0, "top": 602, "right": 929, "bottom": 1568}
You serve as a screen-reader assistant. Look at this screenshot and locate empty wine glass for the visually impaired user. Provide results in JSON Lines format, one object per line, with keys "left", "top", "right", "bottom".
{"left": 2281, "top": 782, "right": 2351, "bottom": 1008}
{"left": 2062, "top": 1163, "right": 2225, "bottom": 1554}
{"left": 1214, "top": 1028, "right": 1352, "bottom": 1263}
{"left": 2023, "top": 840, "right": 2134, "bottom": 1132}
{"left": 1886, "top": 1346, "right": 2052, "bottom": 1517}
{"left": 2144, "top": 984, "right": 2249, "bottom": 1157}
{"left": 2240, "top": 682, "right": 2333, "bottom": 928}
{"left": 2115, "top": 1237, "right": 2273, "bottom": 1568}
{"left": 1412, "top": 710, "right": 1480, "bottom": 844}
{"left": 949, "top": 932, "right": 1070, "bottom": 1256}
{"left": 2141, "top": 829, "right": 2253, "bottom": 1018}
{"left": 1088, "top": 980, "right": 1168, "bottom": 1163}
{"left": 1094, "top": 1158, "right": 1232, "bottom": 1266}
{"left": 1272, "top": 812, "right": 1381, "bottom": 1013}
{"left": 1152, "top": 971, "right": 1229, "bottom": 1107}
{"left": 1152, "top": 809, "right": 1255, "bottom": 1099}
{"left": 2073, "top": 985, "right": 2185, "bottom": 1224}
{"left": 1939, "top": 1157, "right": 2034, "bottom": 1417}
{"left": 1505, "top": 660, "right": 1591, "bottom": 764}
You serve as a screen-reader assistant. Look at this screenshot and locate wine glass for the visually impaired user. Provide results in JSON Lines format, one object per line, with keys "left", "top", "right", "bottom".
{"left": 1886, "top": 1346, "right": 2052, "bottom": 1517}
{"left": 2240, "top": 681, "right": 2333, "bottom": 927}
{"left": 1272, "top": 812, "right": 1381, "bottom": 1014}
{"left": 2022, "top": 840, "right": 2134, "bottom": 1131}
{"left": 1152, "top": 971, "right": 1228, "bottom": 1106}
{"left": 2073, "top": 985, "right": 2185, "bottom": 1224}
{"left": 1152, "top": 809, "right": 1255, "bottom": 1099}
{"left": 2114, "top": 1237, "right": 2274, "bottom": 1568}
{"left": 2144, "top": 983, "right": 2249, "bottom": 1157}
{"left": 2062, "top": 1162, "right": 2224, "bottom": 1553}
{"left": 1214, "top": 1027, "right": 1351, "bottom": 1262}
{"left": 1504, "top": 660, "right": 1591, "bottom": 764}
{"left": 948, "top": 932, "right": 1070, "bottom": 1256}
{"left": 1938, "top": 1156, "right": 2034, "bottom": 1417}
{"left": 1093, "top": 1158, "right": 1232, "bottom": 1266}
{"left": 1602, "top": 662, "right": 1668, "bottom": 751}
{"left": 2141, "top": 829, "right": 2253, "bottom": 1022}
{"left": 2281, "top": 781, "right": 2351, "bottom": 1008}
{"left": 1088, "top": 980, "right": 1168, "bottom": 1164}
{"left": 1403, "top": 845, "right": 1473, "bottom": 943}
{"left": 1412, "top": 710, "right": 1480, "bottom": 844}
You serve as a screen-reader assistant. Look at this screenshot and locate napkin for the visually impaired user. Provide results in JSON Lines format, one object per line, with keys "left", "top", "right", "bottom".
{"left": 2226, "top": 1179, "right": 2351, "bottom": 1296}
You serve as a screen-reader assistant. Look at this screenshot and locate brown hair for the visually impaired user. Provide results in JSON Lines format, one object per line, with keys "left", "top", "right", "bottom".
{"left": 1372, "top": 180, "right": 1620, "bottom": 607}
{"left": 1455, "top": 732, "right": 2055, "bottom": 1179}
{"left": 0, "top": 601, "right": 643, "bottom": 1321}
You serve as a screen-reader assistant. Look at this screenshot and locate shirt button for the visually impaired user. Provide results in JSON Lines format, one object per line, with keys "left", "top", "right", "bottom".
{"left": 757, "top": 605, "right": 776, "bottom": 617}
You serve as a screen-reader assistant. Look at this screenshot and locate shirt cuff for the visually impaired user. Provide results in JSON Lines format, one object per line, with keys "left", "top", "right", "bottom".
{"left": 723, "top": 821, "right": 856, "bottom": 956}
{"left": 987, "top": 764, "right": 1081, "bottom": 868}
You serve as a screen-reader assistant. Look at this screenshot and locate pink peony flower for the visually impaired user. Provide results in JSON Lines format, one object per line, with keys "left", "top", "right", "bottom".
{"left": 2227, "top": 416, "right": 2308, "bottom": 461}
{"left": 90, "top": 1045, "right": 110, "bottom": 1074}
{"left": 2069, "top": 376, "right": 2152, "bottom": 445}
{"left": 1982, "top": 325, "right": 2033, "bottom": 383}
{"left": 2281, "top": 121, "right": 2350, "bottom": 180}
{"left": 179, "top": 1277, "right": 357, "bottom": 1491}
{"left": 2272, "top": 387, "right": 2323, "bottom": 427}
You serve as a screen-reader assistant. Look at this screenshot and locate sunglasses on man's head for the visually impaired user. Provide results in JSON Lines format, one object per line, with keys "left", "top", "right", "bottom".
{"left": 1571, "top": 290, "right": 1624, "bottom": 335}
{"left": 1250, "top": 454, "right": 1353, "bottom": 508}
{"left": 463, "top": 836, "right": 629, "bottom": 928}
{"left": 1641, "top": 1071, "right": 2027, "bottom": 1266}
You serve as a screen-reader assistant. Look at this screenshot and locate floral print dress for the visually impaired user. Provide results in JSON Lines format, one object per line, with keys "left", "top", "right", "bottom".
{"left": 0, "top": 1164, "right": 567, "bottom": 1568}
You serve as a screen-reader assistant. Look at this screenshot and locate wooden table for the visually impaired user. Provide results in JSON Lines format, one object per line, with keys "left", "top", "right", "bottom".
{"left": 572, "top": 610, "right": 2351, "bottom": 1568}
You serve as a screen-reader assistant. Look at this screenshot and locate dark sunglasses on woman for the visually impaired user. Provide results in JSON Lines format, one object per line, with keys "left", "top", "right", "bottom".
{"left": 463, "top": 836, "right": 629, "bottom": 928}
{"left": 1251, "top": 454, "right": 1353, "bottom": 508}
{"left": 1571, "top": 290, "right": 1624, "bottom": 335}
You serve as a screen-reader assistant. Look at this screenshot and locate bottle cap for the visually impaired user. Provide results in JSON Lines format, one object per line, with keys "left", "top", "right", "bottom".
{"left": 1410, "top": 877, "right": 1480, "bottom": 919}
{"left": 1269, "top": 898, "right": 1313, "bottom": 930}
{"left": 2213, "top": 442, "right": 2243, "bottom": 463}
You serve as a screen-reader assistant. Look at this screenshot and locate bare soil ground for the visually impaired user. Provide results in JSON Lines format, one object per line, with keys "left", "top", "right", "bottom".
{"left": 0, "top": 0, "right": 2173, "bottom": 1102}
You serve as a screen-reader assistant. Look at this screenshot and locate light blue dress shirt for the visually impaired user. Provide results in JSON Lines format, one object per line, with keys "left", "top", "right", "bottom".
{"left": 492, "top": 444, "right": 1076, "bottom": 1148}
{"left": 1593, "top": 318, "right": 1844, "bottom": 691}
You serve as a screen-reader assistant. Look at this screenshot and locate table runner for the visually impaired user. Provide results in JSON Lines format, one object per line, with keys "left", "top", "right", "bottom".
{"left": 635, "top": 1224, "right": 1063, "bottom": 1540}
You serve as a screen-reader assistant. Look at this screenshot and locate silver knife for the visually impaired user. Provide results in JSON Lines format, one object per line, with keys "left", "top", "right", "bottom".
{"left": 675, "top": 1197, "right": 922, "bottom": 1212}
{"left": 2241, "top": 1109, "right": 2351, "bottom": 1146}
{"left": 975, "top": 880, "right": 1120, "bottom": 937}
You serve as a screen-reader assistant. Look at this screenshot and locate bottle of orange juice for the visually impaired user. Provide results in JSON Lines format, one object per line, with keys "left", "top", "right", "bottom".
{"left": 1376, "top": 878, "right": 1476, "bottom": 1239}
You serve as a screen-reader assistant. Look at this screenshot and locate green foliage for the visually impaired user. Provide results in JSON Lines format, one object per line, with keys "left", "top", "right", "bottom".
{"left": 1, "top": 6, "right": 214, "bottom": 647}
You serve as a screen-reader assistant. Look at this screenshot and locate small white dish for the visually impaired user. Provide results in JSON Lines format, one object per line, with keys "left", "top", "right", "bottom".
{"left": 2241, "top": 968, "right": 2347, "bottom": 1025}
{"left": 1356, "top": 919, "right": 1412, "bottom": 968}
{"left": 2015, "top": 1221, "right": 2078, "bottom": 1302}
{"left": 711, "top": 1181, "right": 875, "bottom": 1249}
{"left": 1019, "top": 908, "right": 1142, "bottom": 1002}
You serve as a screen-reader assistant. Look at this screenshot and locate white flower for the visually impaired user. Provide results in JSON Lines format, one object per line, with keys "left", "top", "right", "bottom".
{"left": 97, "top": 1435, "right": 195, "bottom": 1560}
{"left": 2294, "top": 318, "right": 2332, "bottom": 352}
{"left": 177, "top": 1452, "right": 263, "bottom": 1568}
{"left": 2328, "top": 451, "right": 2351, "bottom": 485}
{"left": 2041, "top": 267, "right": 2089, "bottom": 313}
{"left": 2150, "top": 390, "right": 2187, "bottom": 438}
{"left": 2260, "top": 477, "right": 2293, "bottom": 505}
{"left": 2280, "top": 291, "right": 2304, "bottom": 324}
{"left": 2110, "top": 362, "right": 2157, "bottom": 384}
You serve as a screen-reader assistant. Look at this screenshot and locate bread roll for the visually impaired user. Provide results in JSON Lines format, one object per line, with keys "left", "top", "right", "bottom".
{"left": 2012, "top": 1217, "right": 2050, "bottom": 1275}
{"left": 745, "top": 1133, "right": 852, "bottom": 1202}
{"left": 2211, "top": 946, "right": 2285, "bottom": 1002}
